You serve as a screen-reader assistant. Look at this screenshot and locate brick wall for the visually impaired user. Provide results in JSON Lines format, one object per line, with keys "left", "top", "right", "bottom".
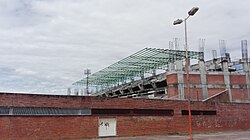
{"left": 0, "top": 92, "right": 250, "bottom": 139}
{"left": 167, "top": 73, "right": 249, "bottom": 101}
{"left": 0, "top": 116, "right": 98, "bottom": 140}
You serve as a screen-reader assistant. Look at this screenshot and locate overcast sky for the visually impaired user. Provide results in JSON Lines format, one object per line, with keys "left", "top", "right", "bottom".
{"left": 0, "top": 0, "right": 250, "bottom": 94}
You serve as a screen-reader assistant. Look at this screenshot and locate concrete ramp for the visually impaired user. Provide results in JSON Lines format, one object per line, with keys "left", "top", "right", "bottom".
{"left": 202, "top": 90, "right": 230, "bottom": 103}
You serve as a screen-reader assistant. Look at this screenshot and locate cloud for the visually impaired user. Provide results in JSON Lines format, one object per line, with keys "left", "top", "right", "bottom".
{"left": 0, "top": 0, "right": 249, "bottom": 94}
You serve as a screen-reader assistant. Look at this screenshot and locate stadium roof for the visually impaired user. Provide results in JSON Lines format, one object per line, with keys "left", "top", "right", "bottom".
{"left": 73, "top": 47, "right": 203, "bottom": 86}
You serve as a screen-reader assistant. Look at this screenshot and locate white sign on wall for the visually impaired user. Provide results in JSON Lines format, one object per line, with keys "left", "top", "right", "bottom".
{"left": 98, "top": 118, "right": 117, "bottom": 137}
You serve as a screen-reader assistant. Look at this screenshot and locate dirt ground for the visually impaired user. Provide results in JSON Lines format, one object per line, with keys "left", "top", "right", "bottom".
{"left": 95, "top": 130, "right": 250, "bottom": 140}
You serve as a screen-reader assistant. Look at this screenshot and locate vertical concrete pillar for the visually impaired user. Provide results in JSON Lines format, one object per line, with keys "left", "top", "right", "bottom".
{"left": 176, "top": 60, "right": 184, "bottom": 99}
{"left": 152, "top": 70, "right": 156, "bottom": 76}
{"left": 151, "top": 82, "right": 157, "bottom": 89}
{"left": 119, "top": 89, "right": 124, "bottom": 95}
{"left": 243, "top": 61, "right": 250, "bottom": 100}
{"left": 80, "top": 89, "right": 84, "bottom": 96}
{"left": 138, "top": 83, "right": 144, "bottom": 91}
{"left": 168, "top": 63, "right": 175, "bottom": 72}
{"left": 67, "top": 88, "right": 71, "bottom": 95}
{"left": 140, "top": 73, "right": 144, "bottom": 80}
{"left": 199, "top": 60, "right": 208, "bottom": 99}
{"left": 74, "top": 88, "right": 79, "bottom": 96}
{"left": 222, "top": 60, "right": 232, "bottom": 102}
{"left": 131, "top": 78, "right": 134, "bottom": 82}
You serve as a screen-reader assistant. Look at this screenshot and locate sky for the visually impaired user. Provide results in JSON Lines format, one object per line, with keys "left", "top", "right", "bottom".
{"left": 0, "top": 0, "right": 250, "bottom": 95}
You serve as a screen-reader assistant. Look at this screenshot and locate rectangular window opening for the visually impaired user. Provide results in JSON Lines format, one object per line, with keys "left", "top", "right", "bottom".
{"left": 0, "top": 107, "right": 91, "bottom": 116}
{"left": 92, "top": 108, "right": 174, "bottom": 116}
{"left": 182, "top": 110, "right": 216, "bottom": 115}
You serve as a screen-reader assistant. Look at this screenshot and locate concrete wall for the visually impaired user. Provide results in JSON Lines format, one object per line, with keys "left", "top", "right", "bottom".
{"left": 0, "top": 92, "right": 250, "bottom": 139}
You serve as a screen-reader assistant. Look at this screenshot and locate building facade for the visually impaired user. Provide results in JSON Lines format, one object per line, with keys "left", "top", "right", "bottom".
{"left": 0, "top": 91, "right": 250, "bottom": 139}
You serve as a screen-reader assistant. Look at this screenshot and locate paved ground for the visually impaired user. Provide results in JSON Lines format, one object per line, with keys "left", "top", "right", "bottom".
{"left": 95, "top": 131, "right": 250, "bottom": 140}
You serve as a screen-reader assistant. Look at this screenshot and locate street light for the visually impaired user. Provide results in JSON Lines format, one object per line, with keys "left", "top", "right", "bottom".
{"left": 173, "top": 6, "right": 199, "bottom": 140}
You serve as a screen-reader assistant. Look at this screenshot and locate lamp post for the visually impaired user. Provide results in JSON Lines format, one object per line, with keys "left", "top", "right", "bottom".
{"left": 84, "top": 68, "right": 91, "bottom": 95}
{"left": 173, "top": 7, "right": 199, "bottom": 140}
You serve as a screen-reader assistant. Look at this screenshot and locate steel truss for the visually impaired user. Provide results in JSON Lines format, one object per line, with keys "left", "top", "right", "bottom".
{"left": 73, "top": 48, "right": 203, "bottom": 87}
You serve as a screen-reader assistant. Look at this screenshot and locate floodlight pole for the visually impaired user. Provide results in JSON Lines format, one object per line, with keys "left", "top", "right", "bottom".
{"left": 173, "top": 7, "right": 199, "bottom": 140}
{"left": 184, "top": 16, "right": 193, "bottom": 140}
{"left": 183, "top": 14, "right": 193, "bottom": 140}
{"left": 87, "top": 74, "right": 89, "bottom": 94}
{"left": 84, "top": 69, "right": 91, "bottom": 95}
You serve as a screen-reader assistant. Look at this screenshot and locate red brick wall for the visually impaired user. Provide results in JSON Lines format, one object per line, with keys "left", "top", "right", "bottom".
{"left": 207, "top": 74, "right": 225, "bottom": 85}
{"left": 215, "top": 103, "right": 250, "bottom": 130}
{"left": 166, "top": 73, "right": 249, "bottom": 101}
{"left": 0, "top": 116, "right": 98, "bottom": 140}
{"left": 183, "top": 74, "right": 201, "bottom": 84}
{"left": 231, "top": 88, "right": 248, "bottom": 101}
{"left": 117, "top": 116, "right": 172, "bottom": 136}
{"left": 230, "top": 75, "right": 246, "bottom": 84}
{"left": 189, "top": 88, "right": 203, "bottom": 100}
{"left": 0, "top": 93, "right": 250, "bottom": 139}
{"left": 203, "top": 90, "right": 230, "bottom": 103}
{"left": 167, "top": 87, "right": 178, "bottom": 98}
{"left": 208, "top": 88, "right": 225, "bottom": 97}
{"left": 166, "top": 74, "right": 178, "bottom": 84}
